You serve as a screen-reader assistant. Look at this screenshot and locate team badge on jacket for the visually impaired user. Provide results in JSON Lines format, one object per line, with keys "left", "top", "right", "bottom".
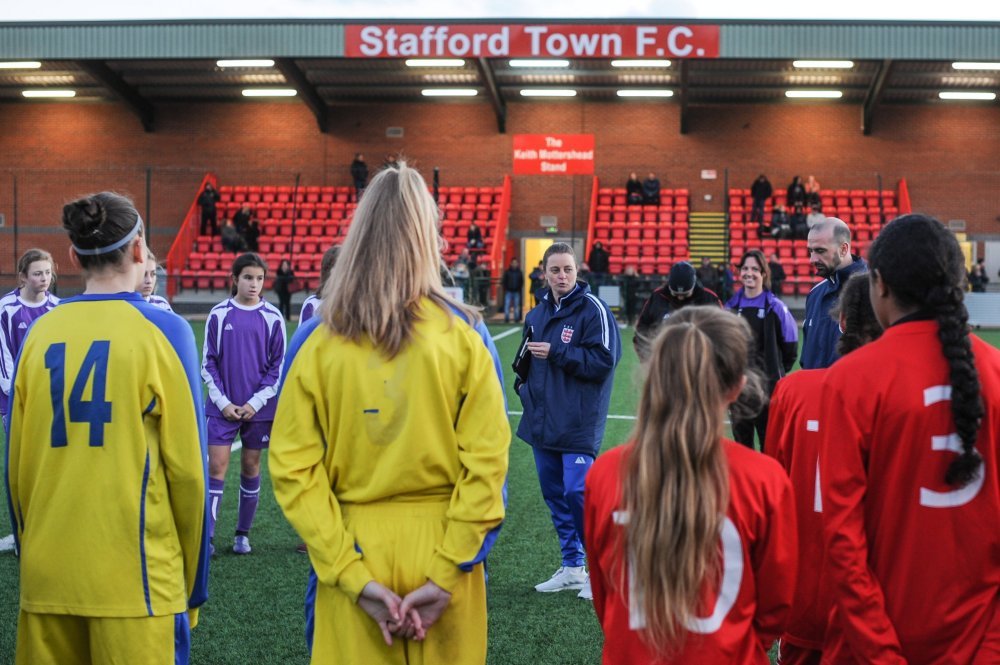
{"left": 561, "top": 325, "right": 574, "bottom": 343}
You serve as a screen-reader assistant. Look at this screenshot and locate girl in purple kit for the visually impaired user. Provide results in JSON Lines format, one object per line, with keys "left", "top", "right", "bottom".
{"left": 201, "top": 253, "right": 287, "bottom": 555}
{"left": 0, "top": 248, "right": 60, "bottom": 424}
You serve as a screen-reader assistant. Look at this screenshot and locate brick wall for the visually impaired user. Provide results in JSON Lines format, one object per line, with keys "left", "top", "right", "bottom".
{"left": 0, "top": 99, "right": 996, "bottom": 278}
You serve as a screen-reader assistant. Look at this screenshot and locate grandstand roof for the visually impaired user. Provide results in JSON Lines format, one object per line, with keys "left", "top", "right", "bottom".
{"left": 1, "top": 20, "right": 997, "bottom": 133}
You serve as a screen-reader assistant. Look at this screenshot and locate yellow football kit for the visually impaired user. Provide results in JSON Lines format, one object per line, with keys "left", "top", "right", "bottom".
{"left": 270, "top": 300, "right": 510, "bottom": 664}
{"left": 5, "top": 293, "right": 209, "bottom": 664}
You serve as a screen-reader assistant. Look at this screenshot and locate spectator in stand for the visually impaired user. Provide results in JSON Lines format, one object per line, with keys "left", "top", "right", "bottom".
{"left": 221, "top": 218, "right": 246, "bottom": 253}
{"left": 383, "top": 154, "right": 399, "bottom": 169}
{"left": 969, "top": 262, "right": 989, "bottom": 292}
{"left": 790, "top": 203, "right": 808, "bottom": 240}
{"left": 805, "top": 175, "right": 821, "bottom": 207}
{"left": 725, "top": 250, "right": 798, "bottom": 450}
{"left": 578, "top": 261, "right": 592, "bottom": 287}
{"left": 717, "top": 262, "right": 735, "bottom": 303}
{"left": 768, "top": 253, "right": 787, "bottom": 296}
{"left": 625, "top": 172, "right": 643, "bottom": 205}
{"left": 529, "top": 261, "right": 545, "bottom": 307}
{"left": 350, "top": 152, "right": 368, "bottom": 199}
{"left": 273, "top": 259, "right": 296, "bottom": 320}
{"left": 456, "top": 246, "right": 476, "bottom": 270}
{"left": 634, "top": 261, "right": 723, "bottom": 360}
{"left": 770, "top": 205, "right": 790, "bottom": 239}
{"left": 233, "top": 204, "right": 253, "bottom": 238}
{"left": 619, "top": 265, "right": 640, "bottom": 327}
{"left": 642, "top": 172, "right": 661, "bottom": 206}
{"left": 199, "top": 182, "right": 221, "bottom": 236}
{"left": 467, "top": 221, "right": 485, "bottom": 251}
{"left": 588, "top": 241, "right": 610, "bottom": 286}
{"left": 697, "top": 257, "right": 720, "bottom": 294}
{"left": 502, "top": 258, "right": 525, "bottom": 323}
{"left": 245, "top": 218, "right": 261, "bottom": 252}
{"left": 786, "top": 176, "right": 806, "bottom": 209}
{"left": 750, "top": 174, "right": 773, "bottom": 225}
{"left": 801, "top": 218, "right": 867, "bottom": 369}
{"left": 806, "top": 203, "right": 825, "bottom": 233}
{"left": 451, "top": 253, "right": 471, "bottom": 295}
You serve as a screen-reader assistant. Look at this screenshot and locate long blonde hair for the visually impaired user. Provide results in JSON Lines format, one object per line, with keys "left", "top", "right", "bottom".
{"left": 620, "top": 306, "right": 755, "bottom": 655}
{"left": 321, "top": 161, "right": 479, "bottom": 357}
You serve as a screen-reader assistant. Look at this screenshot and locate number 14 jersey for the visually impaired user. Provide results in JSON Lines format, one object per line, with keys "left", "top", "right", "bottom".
{"left": 5, "top": 292, "right": 209, "bottom": 618}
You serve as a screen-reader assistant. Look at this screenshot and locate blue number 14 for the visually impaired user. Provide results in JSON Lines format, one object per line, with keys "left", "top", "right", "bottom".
{"left": 44, "top": 341, "right": 113, "bottom": 448}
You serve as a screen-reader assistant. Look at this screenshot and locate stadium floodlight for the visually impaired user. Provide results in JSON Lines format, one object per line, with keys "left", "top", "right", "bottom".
{"left": 217, "top": 59, "right": 275, "bottom": 68}
{"left": 0, "top": 61, "right": 42, "bottom": 69}
{"left": 792, "top": 60, "right": 854, "bottom": 69}
{"left": 241, "top": 88, "right": 297, "bottom": 97}
{"left": 952, "top": 62, "right": 1000, "bottom": 71}
{"left": 938, "top": 91, "right": 997, "bottom": 100}
{"left": 509, "top": 59, "right": 570, "bottom": 68}
{"left": 406, "top": 59, "right": 466, "bottom": 67}
{"left": 421, "top": 88, "right": 478, "bottom": 96}
{"left": 520, "top": 89, "right": 577, "bottom": 97}
{"left": 617, "top": 89, "right": 674, "bottom": 97}
{"left": 785, "top": 90, "right": 844, "bottom": 99}
{"left": 611, "top": 59, "right": 671, "bottom": 68}
{"left": 22, "top": 90, "right": 76, "bottom": 98}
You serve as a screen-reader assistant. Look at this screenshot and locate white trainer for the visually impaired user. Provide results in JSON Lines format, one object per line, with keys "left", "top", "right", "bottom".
{"left": 233, "top": 535, "right": 252, "bottom": 555}
{"left": 534, "top": 566, "right": 588, "bottom": 593}
{"left": 577, "top": 579, "right": 593, "bottom": 600}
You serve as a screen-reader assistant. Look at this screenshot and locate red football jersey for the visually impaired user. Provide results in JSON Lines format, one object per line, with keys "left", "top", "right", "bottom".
{"left": 764, "top": 369, "right": 835, "bottom": 650}
{"left": 819, "top": 321, "right": 1000, "bottom": 664}
{"left": 585, "top": 439, "right": 797, "bottom": 664}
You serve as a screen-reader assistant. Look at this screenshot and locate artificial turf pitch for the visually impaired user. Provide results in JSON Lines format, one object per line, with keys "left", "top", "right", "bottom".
{"left": 2, "top": 321, "right": 998, "bottom": 664}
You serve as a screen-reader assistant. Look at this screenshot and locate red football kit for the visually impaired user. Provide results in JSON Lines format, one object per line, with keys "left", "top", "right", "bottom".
{"left": 819, "top": 321, "right": 1000, "bottom": 664}
{"left": 585, "top": 440, "right": 797, "bottom": 664}
{"left": 765, "top": 369, "right": 835, "bottom": 661}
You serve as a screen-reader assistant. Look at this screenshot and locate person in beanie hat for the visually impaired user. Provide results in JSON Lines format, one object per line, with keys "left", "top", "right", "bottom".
{"left": 633, "top": 261, "right": 723, "bottom": 360}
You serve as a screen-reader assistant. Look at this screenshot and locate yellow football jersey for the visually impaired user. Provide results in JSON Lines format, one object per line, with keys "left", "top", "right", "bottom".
{"left": 5, "top": 292, "right": 209, "bottom": 618}
{"left": 270, "top": 299, "right": 510, "bottom": 600}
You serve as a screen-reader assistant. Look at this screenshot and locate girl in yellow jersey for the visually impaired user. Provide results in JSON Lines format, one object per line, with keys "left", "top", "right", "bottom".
{"left": 5, "top": 192, "right": 209, "bottom": 665}
{"left": 270, "top": 162, "right": 510, "bottom": 664}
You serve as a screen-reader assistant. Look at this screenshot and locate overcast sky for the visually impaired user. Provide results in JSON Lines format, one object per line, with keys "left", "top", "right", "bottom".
{"left": 5, "top": 0, "right": 1000, "bottom": 22}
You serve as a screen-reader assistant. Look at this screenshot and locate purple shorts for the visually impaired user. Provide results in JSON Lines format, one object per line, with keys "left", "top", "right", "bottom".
{"left": 207, "top": 416, "right": 273, "bottom": 450}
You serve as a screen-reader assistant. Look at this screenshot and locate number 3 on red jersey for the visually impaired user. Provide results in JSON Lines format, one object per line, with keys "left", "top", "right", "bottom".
{"left": 920, "top": 386, "right": 984, "bottom": 508}
{"left": 614, "top": 512, "right": 744, "bottom": 634}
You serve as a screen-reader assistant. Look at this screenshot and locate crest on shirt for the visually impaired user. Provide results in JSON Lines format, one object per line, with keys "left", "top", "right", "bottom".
{"left": 560, "top": 325, "right": 574, "bottom": 343}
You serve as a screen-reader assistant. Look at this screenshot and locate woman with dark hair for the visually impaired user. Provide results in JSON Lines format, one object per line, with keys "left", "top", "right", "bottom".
{"left": 763, "top": 273, "right": 882, "bottom": 664}
{"left": 786, "top": 176, "right": 806, "bottom": 209}
{"left": 625, "top": 172, "right": 643, "bottom": 205}
{"left": 818, "top": 214, "right": 1000, "bottom": 664}
{"left": 725, "top": 249, "right": 798, "bottom": 449}
{"left": 585, "top": 306, "right": 796, "bottom": 662}
{"left": 7, "top": 192, "right": 207, "bottom": 663}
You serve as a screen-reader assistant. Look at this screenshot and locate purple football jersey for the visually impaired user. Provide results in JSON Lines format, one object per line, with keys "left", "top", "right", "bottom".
{"left": 298, "top": 295, "right": 321, "bottom": 325}
{"left": 201, "top": 298, "right": 286, "bottom": 421}
{"left": 0, "top": 289, "right": 60, "bottom": 414}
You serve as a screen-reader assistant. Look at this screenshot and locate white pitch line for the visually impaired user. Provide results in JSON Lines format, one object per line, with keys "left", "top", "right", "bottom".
{"left": 491, "top": 327, "right": 522, "bottom": 342}
{"left": 507, "top": 410, "right": 636, "bottom": 421}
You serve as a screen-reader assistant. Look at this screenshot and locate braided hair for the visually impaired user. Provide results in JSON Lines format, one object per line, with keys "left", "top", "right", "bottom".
{"left": 867, "top": 214, "right": 983, "bottom": 487}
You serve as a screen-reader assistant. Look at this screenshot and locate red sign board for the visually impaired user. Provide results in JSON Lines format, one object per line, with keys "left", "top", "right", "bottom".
{"left": 513, "top": 135, "right": 594, "bottom": 175}
{"left": 345, "top": 24, "right": 719, "bottom": 59}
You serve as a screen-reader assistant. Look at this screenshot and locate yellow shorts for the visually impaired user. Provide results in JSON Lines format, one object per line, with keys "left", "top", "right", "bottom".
{"left": 311, "top": 500, "right": 488, "bottom": 665}
{"left": 15, "top": 610, "right": 189, "bottom": 665}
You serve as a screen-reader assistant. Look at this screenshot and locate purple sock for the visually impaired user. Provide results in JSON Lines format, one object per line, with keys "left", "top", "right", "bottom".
{"left": 236, "top": 474, "right": 261, "bottom": 535}
{"left": 208, "top": 477, "right": 225, "bottom": 541}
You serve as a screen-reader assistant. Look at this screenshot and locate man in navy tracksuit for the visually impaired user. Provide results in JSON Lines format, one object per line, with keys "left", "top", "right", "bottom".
{"left": 801, "top": 218, "right": 868, "bottom": 369}
{"left": 515, "top": 243, "right": 621, "bottom": 601}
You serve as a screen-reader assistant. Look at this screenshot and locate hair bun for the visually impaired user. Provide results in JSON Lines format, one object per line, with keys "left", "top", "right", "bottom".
{"left": 62, "top": 196, "right": 107, "bottom": 241}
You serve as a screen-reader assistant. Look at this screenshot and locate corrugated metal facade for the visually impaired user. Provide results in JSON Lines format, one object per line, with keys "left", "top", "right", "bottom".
{"left": 720, "top": 22, "right": 1000, "bottom": 59}
{"left": 0, "top": 21, "right": 345, "bottom": 59}
{"left": 0, "top": 20, "right": 998, "bottom": 60}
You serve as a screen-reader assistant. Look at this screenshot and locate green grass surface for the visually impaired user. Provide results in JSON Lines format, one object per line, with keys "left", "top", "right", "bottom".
{"left": 2, "top": 321, "right": 999, "bottom": 664}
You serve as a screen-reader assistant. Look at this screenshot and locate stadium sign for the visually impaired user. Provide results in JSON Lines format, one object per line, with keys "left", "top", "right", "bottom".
{"left": 513, "top": 134, "right": 594, "bottom": 175}
{"left": 346, "top": 24, "right": 720, "bottom": 59}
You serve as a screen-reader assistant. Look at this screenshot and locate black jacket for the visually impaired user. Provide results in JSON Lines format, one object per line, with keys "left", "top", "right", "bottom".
{"left": 633, "top": 285, "right": 722, "bottom": 358}
{"left": 751, "top": 178, "right": 773, "bottom": 202}
{"left": 589, "top": 247, "right": 610, "bottom": 274}
{"left": 502, "top": 268, "right": 524, "bottom": 292}
{"left": 198, "top": 188, "right": 220, "bottom": 211}
{"left": 350, "top": 159, "right": 368, "bottom": 184}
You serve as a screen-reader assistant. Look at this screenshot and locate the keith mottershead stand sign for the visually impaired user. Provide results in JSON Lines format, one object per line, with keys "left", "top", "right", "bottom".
{"left": 345, "top": 24, "right": 720, "bottom": 59}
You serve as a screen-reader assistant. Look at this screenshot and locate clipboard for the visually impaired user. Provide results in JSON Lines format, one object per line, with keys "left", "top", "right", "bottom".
{"left": 512, "top": 326, "right": 533, "bottom": 383}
